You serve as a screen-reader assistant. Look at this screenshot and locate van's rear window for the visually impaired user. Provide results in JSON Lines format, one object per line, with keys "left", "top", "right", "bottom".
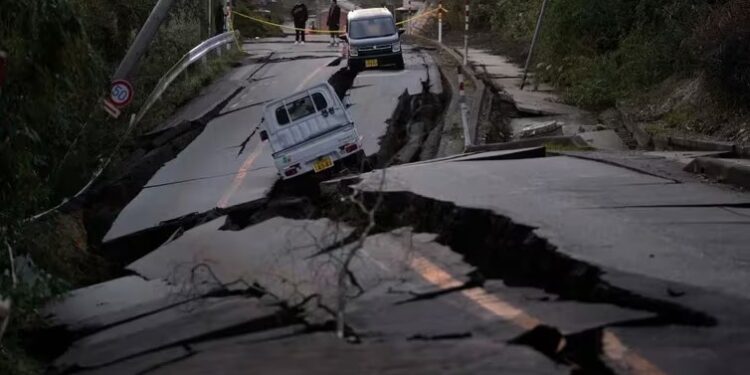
{"left": 275, "top": 93, "right": 328, "bottom": 126}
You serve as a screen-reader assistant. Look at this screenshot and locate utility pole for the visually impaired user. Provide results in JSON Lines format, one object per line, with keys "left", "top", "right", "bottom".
{"left": 438, "top": 1, "right": 443, "bottom": 43}
{"left": 520, "top": 0, "right": 550, "bottom": 90}
{"left": 112, "top": 0, "right": 177, "bottom": 82}
{"left": 463, "top": 0, "right": 469, "bottom": 66}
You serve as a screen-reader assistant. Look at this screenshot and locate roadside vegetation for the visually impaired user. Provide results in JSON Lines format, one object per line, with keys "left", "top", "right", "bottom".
{"left": 441, "top": 0, "right": 750, "bottom": 143}
{"left": 0, "top": 0, "right": 276, "bottom": 372}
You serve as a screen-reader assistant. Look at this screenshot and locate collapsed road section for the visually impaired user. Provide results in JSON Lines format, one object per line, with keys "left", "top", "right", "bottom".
{"left": 42, "top": 35, "right": 750, "bottom": 375}
{"left": 101, "top": 51, "right": 448, "bottom": 266}
{"left": 49, "top": 148, "right": 750, "bottom": 375}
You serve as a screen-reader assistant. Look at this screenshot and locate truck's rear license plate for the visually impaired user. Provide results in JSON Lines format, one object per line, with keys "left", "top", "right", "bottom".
{"left": 365, "top": 59, "right": 378, "bottom": 68}
{"left": 312, "top": 156, "right": 334, "bottom": 173}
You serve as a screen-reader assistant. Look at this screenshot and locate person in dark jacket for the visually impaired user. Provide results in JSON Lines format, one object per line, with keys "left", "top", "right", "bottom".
{"left": 291, "top": 1, "right": 308, "bottom": 44}
{"left": 326, "top": 0, "right": 341, "bottom": 46}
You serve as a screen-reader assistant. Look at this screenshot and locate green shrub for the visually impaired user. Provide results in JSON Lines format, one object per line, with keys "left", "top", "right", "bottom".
{"left": 692, "top": 0, "right": 750, "bottom": 101}
{"left": 233, "top": 0, "right": 284, "bottom": 38}
{"left": 441, "top": 0, "right": 721, "bottom": 108}
{"left": 0, "top": 1, "right": 237, "bottom": 372}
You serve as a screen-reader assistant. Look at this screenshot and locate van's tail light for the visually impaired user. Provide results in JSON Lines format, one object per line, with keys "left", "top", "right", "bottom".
{"left": 284, "top": 163, "right": 300, "bottom": 177}
{"left": 339, "top": 143, "right": 358, "bottom": 154}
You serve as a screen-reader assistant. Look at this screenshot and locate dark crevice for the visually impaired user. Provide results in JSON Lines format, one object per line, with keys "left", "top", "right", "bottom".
{"left": 509, "top": 324, "right": 618, "bottom": 375}
{"left": 56, "top": 304, "right": 302, "bottom": 374}
{"left": 213, "top": 99, "right": 270, "bottom": 119}
{"left": 561, "top": 152, "right": 683, "bottom": 183}
{"left": 72, "top": 87, "right": 244, "bottom": 250}
{"left": 393, "top": 280, "right": 479, "bottom": 306}
{"left": 407, "top": 332, "right": 473, "bottom": 341}
{"left": 136, "top": 345, "right": 196, "bottom": 375}
{"left": 264, "top": 55, "right": 340, "bottom": 64}
{"left": 380, "top": 192, "right": 712, "bottom": 325}
{"left": 103, "top": 198, "right": 267, "bottom": 266}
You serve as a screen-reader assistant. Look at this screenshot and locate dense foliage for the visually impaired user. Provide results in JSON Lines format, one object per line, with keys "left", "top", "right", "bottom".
{"left": 444, "top": 0, "right": 750, "bottom": 109}
{"left": 0, "top": 0, "right": 230, "bottom": 372}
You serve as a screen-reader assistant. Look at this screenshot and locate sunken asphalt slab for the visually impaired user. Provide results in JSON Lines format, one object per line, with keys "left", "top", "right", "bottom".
{"left": 104, "top": 36, "right": 440, "bottom": 242}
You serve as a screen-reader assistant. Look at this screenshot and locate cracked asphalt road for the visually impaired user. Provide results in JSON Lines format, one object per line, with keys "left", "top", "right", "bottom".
{"left": 104, "top": 36, "right": 439, "bottom": 242}
{"left": 44, "top": 32, "right": 750, "bottom": 375}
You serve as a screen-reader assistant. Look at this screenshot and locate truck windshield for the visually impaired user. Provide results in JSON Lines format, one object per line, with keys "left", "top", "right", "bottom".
{"left": 349, "top": 17, "right": 396, "bottom": 39}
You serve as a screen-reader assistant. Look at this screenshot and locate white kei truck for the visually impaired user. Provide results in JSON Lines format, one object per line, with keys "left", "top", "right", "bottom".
{"left": 259, "top": 83, "right": 365, "bottom": 180}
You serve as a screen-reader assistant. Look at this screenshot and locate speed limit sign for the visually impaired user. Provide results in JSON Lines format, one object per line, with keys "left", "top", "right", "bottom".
{"left": 109, "top": 79, "right": 134, "bottom": 107}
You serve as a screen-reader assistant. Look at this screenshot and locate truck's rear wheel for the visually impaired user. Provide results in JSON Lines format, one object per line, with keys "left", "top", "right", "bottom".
{"left": 354, "top": 150, "right": 372, "bottom": 172}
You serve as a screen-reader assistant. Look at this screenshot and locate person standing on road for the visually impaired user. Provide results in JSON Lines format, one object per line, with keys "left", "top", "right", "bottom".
{"left": 327, "top": 0, "right": 341, "bottom": 46}
{"left": 291, "top": 1, "right": 308, "bottom": 44}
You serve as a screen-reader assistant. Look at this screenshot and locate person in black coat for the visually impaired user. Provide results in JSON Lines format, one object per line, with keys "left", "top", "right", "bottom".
{"left": 291, "top": 1, "right": 308, "bottom": 44}
{"left": 326, "top": 0, "right": 341, "bottom": 46}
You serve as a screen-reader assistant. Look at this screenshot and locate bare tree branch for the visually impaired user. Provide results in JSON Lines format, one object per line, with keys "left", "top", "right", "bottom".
{"left": 335, "top": 167, "right": 388, "bottom": 339}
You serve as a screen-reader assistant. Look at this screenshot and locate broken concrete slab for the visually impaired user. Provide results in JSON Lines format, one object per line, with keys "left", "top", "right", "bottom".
{"left": 129, "top": 217, "right": 353, "bottom": 321}
{"left": 353, "top": 156, "right": 750, "bottom": 303}
{"left": 43, "top": 276, "right": 185, "bottom": 334}
{"left": 577, "top": 129, "right": 628, "bottom": 151}
{"left": 344, "top": 229, "right": 475, "bottom": 300}
{"left": 74, "top": 346, "right": 192, "bottom": 375}
{"left": 465, "top": 135, "right": 588, "bottom": 153}
{"left": 518, "top": 121, "right": 562, "bottom": 139}
{"left": 653, "top": 135, "right": 736, "bottom": 153}
{"left": 448, "top": 147, "right": 546, "bottom": 162}
{"left": 644, "top": 151, "right": 732, "bottom": 165}
{"left": 54, "top": 295, "right": 287, "bottom": 371}
{"left": 481, "top": 281, "right": 654, "bottom": 334}
{"left": 685, "top": 157, "right": 750, "bottom": 189}
{"left": 605, "top": 324, "right": 750, "bottom": 375}
{"left": 561, "top": 151, "right": 706, "bottom": 182}
{"left": 144, "top": 331, "right": 568, "bottom": 375}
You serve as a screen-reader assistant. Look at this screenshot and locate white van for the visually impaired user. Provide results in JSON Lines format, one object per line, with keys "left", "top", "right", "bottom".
{"left": 343, "top": 8, "right": 405, "bottom": 70}
{"left": 259, "top": 83, "right": 364, "bottom": 180}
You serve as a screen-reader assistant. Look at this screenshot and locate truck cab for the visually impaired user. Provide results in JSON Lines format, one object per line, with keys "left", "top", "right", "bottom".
{"left": 259, "top": 83, "right": 364, "bottom": 180}
{"left": 344, "top": 8, "right": 405, "bottom": 71}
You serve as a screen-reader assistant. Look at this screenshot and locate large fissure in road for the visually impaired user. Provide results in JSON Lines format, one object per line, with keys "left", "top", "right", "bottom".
{"left": 102, "top": 64, "right": 447, "bottom": 265}
{"left": 317, "top": 187, "right": 716, "bottom": 374}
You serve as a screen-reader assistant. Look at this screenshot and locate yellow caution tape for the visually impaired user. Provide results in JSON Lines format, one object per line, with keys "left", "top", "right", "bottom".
{"left": 232, "top": 6, "right": 447, "bottom": 35}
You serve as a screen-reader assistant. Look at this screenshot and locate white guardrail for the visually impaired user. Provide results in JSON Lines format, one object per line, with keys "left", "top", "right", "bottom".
{"left": 133, "top": 30, "right": 239, "bottom": 126}
{"left": 26, "top": 31, "right": 240, "bottom": 223}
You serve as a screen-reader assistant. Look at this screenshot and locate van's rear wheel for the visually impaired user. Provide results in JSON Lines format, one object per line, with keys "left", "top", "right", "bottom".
{"left": 395, "top": 54, "right": 405, "bottom": 70}
{"left": 348, "top": 59, "right": 364, "bottom": 72}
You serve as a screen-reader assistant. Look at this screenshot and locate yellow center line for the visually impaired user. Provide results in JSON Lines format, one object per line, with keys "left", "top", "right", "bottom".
{"left": 408, "top": 254, "right": 667, "bottom": 375}
{"left": 217, "top": 142, "right": 266, "bottom": 209}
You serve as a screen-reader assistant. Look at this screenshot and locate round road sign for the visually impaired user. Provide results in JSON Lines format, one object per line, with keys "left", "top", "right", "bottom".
{"left": 110, "top": 79, "right": 134, "bottom": 107}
